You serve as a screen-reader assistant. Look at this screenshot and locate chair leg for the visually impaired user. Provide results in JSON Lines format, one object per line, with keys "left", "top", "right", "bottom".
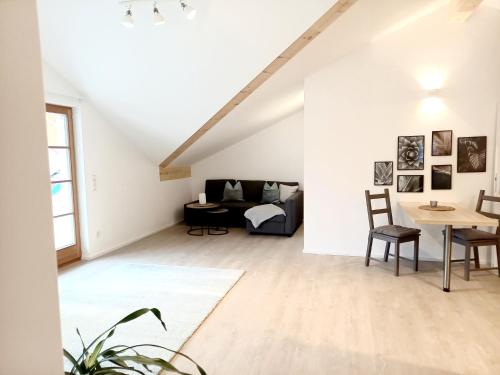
{"left": 413, "top": 237, "right": 419, "bottom": 272}
{"left": 464, "top": 246, "right": 471, "bottom": 281}
{"left": 496, "top": 242, "right": 500, "bottom": 277}
{"left": 395, "top": 242, "right": 400, "bottom": 277}
{"left": 384, "top": 242, "right": 390, "bottom": 262}
{"left": 365, "top": 233, "right": 373, "bottom": 267}
{"left": 473, "top": 247, "right": 480, "bottom": 269}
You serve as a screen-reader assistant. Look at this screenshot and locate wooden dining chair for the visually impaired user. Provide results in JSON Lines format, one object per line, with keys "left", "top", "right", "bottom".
{"left": 445, "top": 190, "right": 500, "bottom": 281}
{"left": 365, "top": 189, "right": 421, "bottom": 276}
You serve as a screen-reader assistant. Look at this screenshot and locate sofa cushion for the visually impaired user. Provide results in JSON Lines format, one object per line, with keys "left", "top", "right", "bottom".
{"left": 221, "top": 201, "right": 258, "bottom": 227}
{"left": 221, "top": 201, "right": 257, "bottom": 210}
{"left": 372, "top": 225, "right": 421, "bottom": 238}
{"left": 222, "top": 181, "right": 244, "bottom": 201}
{"left": 266, "top": 214, "right": 286, "bottom": 223}
{"left": 205, "top": 179, "right": 299, "bottom": 203}
{"left": 451, "top": 228, "right": 499, "bottom": 241}
{"left": 261, "top": 182, "right": 280, "bottom": 203}
{"left": 273, "top": 202, "right": 285, "bottom": 210}
{"left": 205, "top": 179, "right": 234, "bottom": 202}
{"left": 279, "top": 184, "right": 299, "bottom": 203}
{"left": 240, "top": 180, "right": 265, "bottom": 202}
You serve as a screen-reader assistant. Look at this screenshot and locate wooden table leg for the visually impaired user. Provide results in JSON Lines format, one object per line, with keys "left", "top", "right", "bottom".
{"left": 443, "top": 224, "right": 453, "bottom": 292}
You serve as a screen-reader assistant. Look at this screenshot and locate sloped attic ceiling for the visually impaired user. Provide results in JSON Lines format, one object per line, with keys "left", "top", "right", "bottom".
{"left": 173, "top": 0, "right": 500, "bottom": 167}
{"left": 173, "top": 0, "right": 455, "bottom": 166}
{"left": 37, "top": 0, "right": 338, "bottom": 163}
{"left": 39, "top": 0, "right": 498, "bottom": 168}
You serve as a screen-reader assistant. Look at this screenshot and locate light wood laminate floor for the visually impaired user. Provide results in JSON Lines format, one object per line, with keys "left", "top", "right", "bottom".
{"left": 64, "top": 225, "right": 500, "bottom": 375}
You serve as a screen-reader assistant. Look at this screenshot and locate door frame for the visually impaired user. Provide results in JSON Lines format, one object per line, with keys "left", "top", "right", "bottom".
{"left": 46, "top": 103, "right": 81, "bottom": 266}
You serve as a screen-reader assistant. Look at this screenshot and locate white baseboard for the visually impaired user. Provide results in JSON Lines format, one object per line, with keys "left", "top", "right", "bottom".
{"left": 82, "top": 220, "right": 182, "bottom": 260}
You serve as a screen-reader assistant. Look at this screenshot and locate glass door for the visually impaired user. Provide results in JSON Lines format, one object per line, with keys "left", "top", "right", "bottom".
{"left": 45, "top": 104, "right": 81, "bottom": 266}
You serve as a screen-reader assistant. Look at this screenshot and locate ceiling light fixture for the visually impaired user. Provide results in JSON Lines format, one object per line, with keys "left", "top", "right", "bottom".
{"left": 180, "top": 1, "right": 197, "bottom": 20}
{"left": 121, "top": 5, "right": 135, "bottom": 28}
{"left": 118, "top": 0, "right": 197, "bottom": 27}
{"left": 153, "top": 2, "right": 166, "bottom": 25}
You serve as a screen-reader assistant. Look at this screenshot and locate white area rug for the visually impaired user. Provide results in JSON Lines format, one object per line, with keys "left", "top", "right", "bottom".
{"left": 59, "top": 263, "right": 244, "bottom": 367}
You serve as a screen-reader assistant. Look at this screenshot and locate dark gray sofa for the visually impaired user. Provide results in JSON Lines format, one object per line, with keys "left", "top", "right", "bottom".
{"left": 245, "top": 191, "right": 303, "bottom": 236}
{"left": 190, "top": 179, "right": 303, "bottom": 236}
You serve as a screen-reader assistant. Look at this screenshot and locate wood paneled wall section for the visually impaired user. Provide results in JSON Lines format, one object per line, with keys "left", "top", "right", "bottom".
{"left": 159, "top": 166, "right": 191, "bottom": 181}
{"left": 158, "top": 0, "right": 358, "bottom": 180}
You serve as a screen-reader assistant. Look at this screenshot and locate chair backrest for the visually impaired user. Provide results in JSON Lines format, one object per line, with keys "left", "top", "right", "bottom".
{"left": 475, "top": 190, "right": 500, "bottom": 234}
{"left": 365, "top": 188, "right": 393, "bottom": 230}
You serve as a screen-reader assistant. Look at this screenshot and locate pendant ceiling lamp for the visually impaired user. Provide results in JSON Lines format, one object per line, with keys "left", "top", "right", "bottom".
{"left": 119, "top": 0, "right": 196, "bottom": 28}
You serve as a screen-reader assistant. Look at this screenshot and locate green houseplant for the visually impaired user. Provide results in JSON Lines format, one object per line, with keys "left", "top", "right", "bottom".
{"left": 63, "top": 308, "right": 206, "bottom": 375}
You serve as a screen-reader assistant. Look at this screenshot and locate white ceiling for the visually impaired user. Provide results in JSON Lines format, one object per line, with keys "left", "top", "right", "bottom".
{"left": 38, "top": 0, "right": 499, "bottom": 167}
{"left": 37, "top": 0, "right": 336, "bottom": 163}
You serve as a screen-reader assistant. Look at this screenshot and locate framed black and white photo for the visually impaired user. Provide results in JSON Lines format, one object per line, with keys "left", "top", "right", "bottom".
{"left": 374, "top": 161, "right": 393, "bottom": 186}
{"left": 432, "top": 130, "right": 452, "bottom": 156}
{"left": 398, "top": 135, "right": 425, "bottom": 170}
{"left": 397, "top": 175, "right": 424, "bottom": 193}
{"left": 457, "top": 136, "right": 486, "bottom": 173}
{"left": 431, "top": 165, "right": 452, "bottom": 190}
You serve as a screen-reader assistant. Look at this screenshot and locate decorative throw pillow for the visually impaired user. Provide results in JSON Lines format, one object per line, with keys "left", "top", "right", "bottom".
{"left": 261, "top": 182, "right": 279, "bottom": 203}
{"left": 279, "top": 184, "right": 299, "bottom": 203}
{"left": 222, "top": 181, "right": 244, "bottom": 201}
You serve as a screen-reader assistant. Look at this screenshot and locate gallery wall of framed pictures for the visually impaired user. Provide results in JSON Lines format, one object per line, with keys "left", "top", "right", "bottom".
{"left": 373, "top": 131, "right": 487, "bottom": 192}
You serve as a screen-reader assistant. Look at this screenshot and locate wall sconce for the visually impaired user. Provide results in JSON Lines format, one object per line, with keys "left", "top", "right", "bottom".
{"left": 427, "top": 88, "right": 441, "bottom": 97}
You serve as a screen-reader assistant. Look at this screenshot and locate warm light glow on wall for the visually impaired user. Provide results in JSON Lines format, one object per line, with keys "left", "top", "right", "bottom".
{"left": 418, "top": 69, "right": 446, "bottom": 91}
{"left": 420, "top": 96, "right": 445, "bottom": 114}
{"left": 417, "top": 68, "right": 446, "bottom": 116}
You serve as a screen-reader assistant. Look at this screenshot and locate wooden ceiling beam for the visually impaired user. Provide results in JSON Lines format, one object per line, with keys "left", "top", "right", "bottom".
{"left": 449, "top": 0, "right": 483, "bottom": 22}
{"left": 158, "top": 0, "right": 358, "bottom": 174}
{"left": 159, "top": 166, "right": 191, "bottom": 181}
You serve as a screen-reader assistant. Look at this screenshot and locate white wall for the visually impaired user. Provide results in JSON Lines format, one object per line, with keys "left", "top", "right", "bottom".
{"left": 0, "top": 1, "right": 64, "bottom": 374}
{"left": 304, "top": 7, "right": 500, "bottom": 260}
{"left": 43, "top": 65, "right": 192, "bottom": 259}
{"left": 191, "top": 111, "right": 304, "bottom": 197}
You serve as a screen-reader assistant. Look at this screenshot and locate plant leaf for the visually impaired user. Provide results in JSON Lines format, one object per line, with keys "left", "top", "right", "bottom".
{"left": 107, "top": 344, "right": 206, "bottom": 375}
{"left": 76, "top": 308, "right": 164, "bottom": 364}
{"left": 150, "top": 308, "right": 167, "bottom": 331}
{"left": 99, "top": 347, "right": 151, "bottom": 372}
{"left": 63, "top": 349, "right": 83, "bottom": 374}
{"left": 112, "top": 355, "right": 191, "bottom": 374}
{"left": 76, "top": 328, "right": 89, "bottom": 358}
{"left": 92, "top": 366, "right": 145, "bottom": 375}
{"left": 85, "top": 328, "right": 116, "bottom": 369}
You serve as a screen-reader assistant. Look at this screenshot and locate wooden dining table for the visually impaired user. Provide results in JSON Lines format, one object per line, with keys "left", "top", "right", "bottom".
{"left": 399, "top": 202, "right": 498, "bottom": 292}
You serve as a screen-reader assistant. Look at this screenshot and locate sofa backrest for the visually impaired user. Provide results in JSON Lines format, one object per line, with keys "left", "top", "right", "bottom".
{"left": 205, "top": 179, "right": 299, "bottom": 203}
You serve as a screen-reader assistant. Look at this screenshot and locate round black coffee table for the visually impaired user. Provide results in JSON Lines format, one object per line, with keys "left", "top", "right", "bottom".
{"left": 185, "top": 202, "right": 223, "bottom": 236}
{"left": 207, "top": 208, "right": 229, "bottom": 235}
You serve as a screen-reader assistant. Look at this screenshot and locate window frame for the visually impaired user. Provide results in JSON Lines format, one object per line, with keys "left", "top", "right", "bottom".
{"left": 46, "top": 103, "right": 81, "bottom": 266}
